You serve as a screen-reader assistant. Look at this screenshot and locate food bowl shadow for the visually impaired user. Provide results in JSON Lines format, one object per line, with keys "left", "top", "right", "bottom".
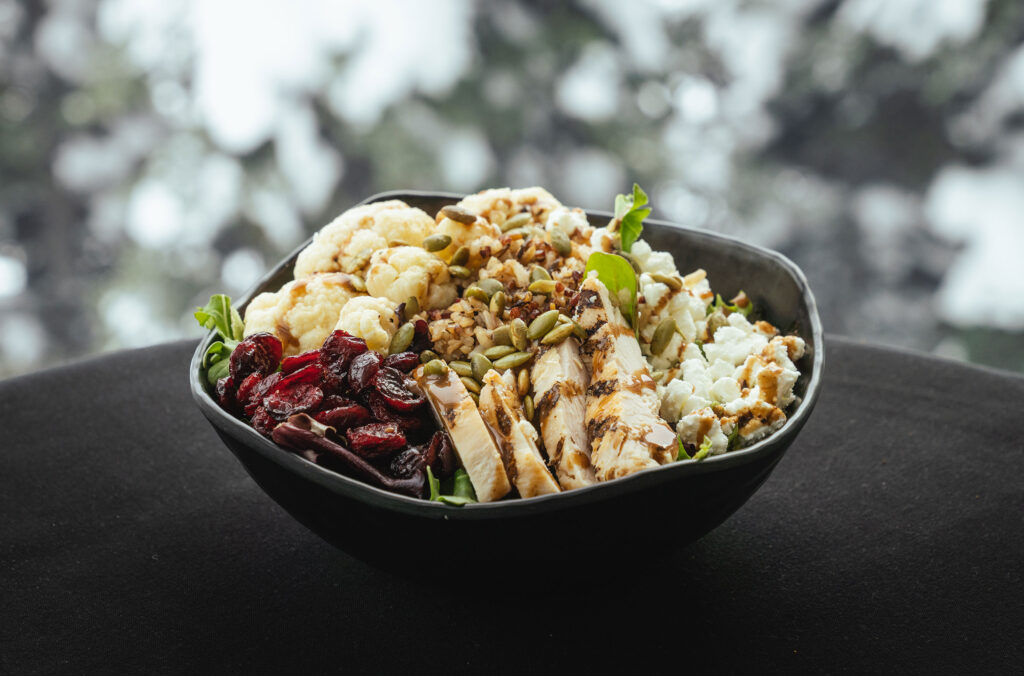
{"left": 190, "top": 190, "right": 825, "bottom": 574}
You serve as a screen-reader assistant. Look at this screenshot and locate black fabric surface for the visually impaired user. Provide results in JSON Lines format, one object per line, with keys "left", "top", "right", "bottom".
{"left": 1, "top": 337, "right": 1022, "bottom": 674}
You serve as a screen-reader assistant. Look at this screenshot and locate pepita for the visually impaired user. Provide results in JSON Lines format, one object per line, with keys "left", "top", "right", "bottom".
{"left": 502, "top": 227, "right": 528, "bottom": 238}
{"left": 420, "top": 349, "right": 440, "bottom": 363}
{"left": 650, "top": 369, "right": 666, "bottom": 382}
{"left": 468, "top": 391, "right": 480, "bottom": 406}
{"left": 549, "top": 228, "right": 572, "bottom": 256}
{"left": 403, "top": 296, "right": 420, "bottom": 320}
{"left": 650, "top": 272, "right": 682, "bottom": 291}
{"left": 501, "top": 212, "right": 531, "bottom": 232}
{"left": 650, "top": 317, "right": 678, "bottom": 356}
{"left": 441, "top": 204, "right": 477, "bottom": 224}
{"left": 464, "top": 286, "right": 490, "bottom": 303}
{"left": 460, "top": 375, "right": 481, "bottom": 394}
{"left": 572, "top": 321, "right": 586, "bottom": 341}
{"left": 493, "top": 351, "right": 534, "bottom": 370}
{"left": 517, "top": 368, "right": 530, "bottom": 397}
{"left": 510, "top": 318, "right": 528, "bottom": 351}
{"left": 529, "top": 265, "right": 551, "bottom": 283}
{"left": 492, "top": 324, "right": 512, "bottom": 346}
{"left": 389, "top": 322, "right": 415, "bottom": 354}
{"left": 540, "top": 321, "right": 575, "bottom": 345}
{"left": 422, "top": 233, "right": 452, "bottom": 252}
{"left": 527, "top": 309, "right": 559, "bottom": 340}
{"left": 489, "top": 290, "right": 506, "bottom": 316}
{"left": 448, "top": 264, "right": 471, "bottom": 279}
{"left": 483, "top": 344, "right": 515, "bottom": 360}
{"left": 471, "top": 352, "right": 492, "bottom": 381}
{"left": 449, "top": 360, "right": 473, "bottom": 378}
{"left": 423, "top": 359, "right": 448, "bottom": 376}
{"left": 528, "top": 279, "right": 556, "bottom": 295}
{"left": 477, "top": 278, "right": 503, "bottom": 297}
{"left": 523, "top": 394, "right": 535, "bottom": 421}
{"left": 450, "top": 246, "right": 470, "bottom": 266}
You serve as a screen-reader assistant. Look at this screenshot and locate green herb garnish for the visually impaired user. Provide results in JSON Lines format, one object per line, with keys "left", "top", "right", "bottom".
{"left": 677, "top": 437, "right": 692, "bottom": 461}
{"left": 693, "top": 435, "right": 713, "bottom": 461}
{"left": 427, "top": 466, "right": 441, "bottom": 501}
{"left": 584, "top": 251, "right": 638, "bottom": 331}
{"left": 727, "top": 425, "right": 741, "bottom": 451}
{"left": 613, "top": 183, "right": 651, "bottom": 254}
{"left": 431, "top": 467, "right": 477, "bottom": 506}
{"left": 194, "top": 294, "right": 245, "bottom": 385}
{"left": 713, "top": 292, "right": 753, "bottom": 318}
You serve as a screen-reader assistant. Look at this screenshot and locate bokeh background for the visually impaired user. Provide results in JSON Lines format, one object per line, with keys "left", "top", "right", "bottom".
{"left": 2, "top": 0, "right": 1023, "bottom": 378}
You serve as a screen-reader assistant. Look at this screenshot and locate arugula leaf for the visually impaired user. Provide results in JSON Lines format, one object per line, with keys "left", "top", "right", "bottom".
{"left": 437, "top": 468, "right": 478, "bottom": 506}
{"left": 426, "top": 466, "right": 440, "bottom": 501}
{"left": 195, "top": 294, "right": 245, "bottom": 343}
{"left": 202, "top": 340, "right": 233, "bottom": 369}
{"left": 206, "top": 357, "right": 231, "bottom": 386}
{"left": 714, "top": 291, "right": 753, "bottom": 318}
{"left": 693, "top": 435, "right": 713, "bottom": 461}
{"left": 677, "top": 437, "right": 692, "bottom": 461}
{"left": 584, "top": 251, "right": 638, "bottom": 331}
{"left": 727, "top": 425, "right": 741, "bottom": 451}
{"left": 614, "top": 183, "right": 651, "bottom": 254}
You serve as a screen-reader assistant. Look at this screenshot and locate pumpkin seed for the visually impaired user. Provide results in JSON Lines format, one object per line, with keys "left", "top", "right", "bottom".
{"left": 420, "top": 349, "right": 439, "bottom": 364}
{"left": 523, "top": 394, "right": 535, "bottom": 421}
{"left": 529, "top": 265, "right": 551, "bottom": 283}
{"left": 650, "top": 317, "right": 678, "bottom": 356}
{"left": 510, "top": 318, "right": 528, "bottom": 351}
{"left": 517, "top": 368, "right": 530, "bottom": 397}
{"left": 528, "top": 279, "right": 556, "bottom": 295}
{"left": 423, "top": 359, "right": 448, "bottom": 376}
{"left": 540, "top": 321, "right": 575, "bottom": 345}
{"left": 650, "top": 369, "right": 666, "bottom": 381}
{"left": 492, "top": 324, "right": 512, "bottom": 346}
{"left": 464, "top": 286, "right": 490, "bottom": 303}
{"left": 572, "top": 321, "right": 587, "bottom": 341}
{"left": 460, "top": 375, "right": 481, "bottom": 394}
{"left": 450, "top": 246, "right": 470, "bottom": 266}
{"left": 441, "top": 204, "right": 477, "bottom": 224}
{"left": 422, "top": 233, "right": 452, "bottom": 252}
{"left": 489, "top": 290, "right": 506, "bottom": 316}
{"left": 389, "top": 322, "right": 415, "bottom": 354}
{"left": 650, "top": 273, "right": 682, "bottom": 291}
{"left": 502, "top": 227, "right": 528, "bottom": 238}
{"left": 483, "top": 344, "right": 515, "bottom": 360}
{"left": 493, "top": 351, "right": 534, "bottom": 369}
{"left": 449, "top": 361, "right": 473, "bottom": 378}
{"left": 557, "top": 313, "right": 572, "bottom": 325}
{"left": 448, "top": 264, "right": 471, "bottom": 279}
{"left": 404, "top": 296, "right": 420, "bottom": 320}
{"left": 477, "top": 278, "right": 503, "bottom": 297}
{"left": 468, "top": 391, "right": 480, "bottom": 406}
{"left": 471, "top": 352, "right": 492, "bottom": 381}
{"left": 501, "top": 212, "right": 531, "bottom": 232}
{"left": 349, "top": 275, "right": 366, "bottom": 292}
{"left": 549, "top": 228, "right": 572, "bottom": 256}
{"left": 527, "top": 309, "right": 559, "bottom": 340}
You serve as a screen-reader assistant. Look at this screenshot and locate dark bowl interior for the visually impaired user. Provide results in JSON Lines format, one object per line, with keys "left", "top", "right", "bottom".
{"left": 190, "top": 190, "right": 825, "bottom": 574}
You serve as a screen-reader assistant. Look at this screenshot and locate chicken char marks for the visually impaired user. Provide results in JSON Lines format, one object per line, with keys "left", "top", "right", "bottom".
{"left": 572, "top": 276, "right": 676, "bottom": 481}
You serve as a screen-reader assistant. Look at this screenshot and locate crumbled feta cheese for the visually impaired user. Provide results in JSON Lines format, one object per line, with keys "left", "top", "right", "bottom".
{"left": 545, "top": 206, "right": 590, "bottom": 238}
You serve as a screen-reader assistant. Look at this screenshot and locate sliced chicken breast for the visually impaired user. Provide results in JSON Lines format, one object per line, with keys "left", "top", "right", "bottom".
{"left": 572, "top": 276, "right": 677, "bottom": 480}
{"left": 413, "top": 366, "right": 511, "bottom": 502}
{"left": 478, "top": 370, "right": 561, "bottom": 498}
{"left": 531, "top": 338, "right": 597, "bottom": 489}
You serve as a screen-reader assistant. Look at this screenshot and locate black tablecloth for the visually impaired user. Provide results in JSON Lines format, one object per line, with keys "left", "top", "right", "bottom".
{"left": 2, "top": 337, "right": 1022, "bottom": 673}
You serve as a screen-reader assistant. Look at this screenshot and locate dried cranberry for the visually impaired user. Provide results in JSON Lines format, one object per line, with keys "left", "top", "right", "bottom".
{"left": 235, "top": 372, "right": 263, "bottom": 409}
{"left": 320, "top": 330, "right": 367, "bottom": 369}
{"left": 250, "top": 407, "right": 277, "bottom": 437}
{"left": 273, "top": 363, "right": 323, "bottom": 391}
{"left": 348, "top": 351, "right": 382, "bottom": 393}
{"left": 425, "top": 430, "right": 457, "bottom": 479}
{"left": 281, "top": 350, "right": 319, "bottom": 374}
{"left": 245, "top": 371, "right": 283, "bottom": 416}
{"left": 345, "top": 422, "right": 407, "bottom": 458}
{"left": 366, "top": 391, "right": 426, "bottom": 432}
{"left": 314, "top": 401, "right": 373, "bottom": 430}
{"left": 371, "top": 366, "right": 425, "bottom": 411}
{"left": 410, "top": 319, "right": 431, "bottom": 353}
{"left": 389, "top": 448, "right": 426, "bottom": 479}
{"left": 382, "top": 351, "right": 419, "bottom": 372}
{"left": 216, "top": 376, "right": 238, "bottom": 413}
{"left": 264, "top": 383, "right": 324, "bottom": 421}
{"left": 230, "top": 332, "right": 282, "bottom": 381}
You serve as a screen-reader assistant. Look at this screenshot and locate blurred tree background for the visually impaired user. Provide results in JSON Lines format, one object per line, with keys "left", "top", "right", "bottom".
{"left": 2, "top": 0, "right": 1023, "bottom": 378}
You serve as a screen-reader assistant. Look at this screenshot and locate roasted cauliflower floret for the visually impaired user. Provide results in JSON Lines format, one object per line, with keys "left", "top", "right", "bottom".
{"left": 243, "top": 273, "right": 362, "bottom": 355}
{"left": 365, "top": 246, "right": 458, "bottom": 310}
{"left": 333, "top": 295, "right": 400, "bottom": 353}
{"left": 432, "top": 216, "right": 503, "bottom": 270}
{"left": 456, "top": 186, "right": 563, "bottom": 229}
{"left": 293, "top": 200, "right": 436, "bottom": 278}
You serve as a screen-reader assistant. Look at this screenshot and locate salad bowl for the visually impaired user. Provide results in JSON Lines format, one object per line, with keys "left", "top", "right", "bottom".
{"left": 190, "top": 190, "right": 824, "bottom": 573}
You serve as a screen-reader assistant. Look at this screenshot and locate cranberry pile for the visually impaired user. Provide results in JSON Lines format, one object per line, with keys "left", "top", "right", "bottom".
{"left": 213, "top": 323, "right": 455, "bottom": 499}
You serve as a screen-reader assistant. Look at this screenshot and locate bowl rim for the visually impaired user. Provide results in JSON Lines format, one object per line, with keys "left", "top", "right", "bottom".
{"left": 190, "top": 189, "right": 825, "bottom": 520}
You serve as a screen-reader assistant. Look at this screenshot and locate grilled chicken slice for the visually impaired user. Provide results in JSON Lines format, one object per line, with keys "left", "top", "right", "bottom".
{"left": 531, "top": 338, "right": 597, "bottom": 489}
{"left": 479, "top": 370, "right": 561, "bottom": 498}
{"left": 572, "top": 276, "right": 677, "bottom": 480}
{"left": 413, "top": 366, "right": 511, "bottom": 502}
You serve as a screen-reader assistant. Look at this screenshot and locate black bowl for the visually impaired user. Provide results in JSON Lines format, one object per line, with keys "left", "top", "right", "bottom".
{"left": 190, "top": 190, "right": 824, "bottom": 573}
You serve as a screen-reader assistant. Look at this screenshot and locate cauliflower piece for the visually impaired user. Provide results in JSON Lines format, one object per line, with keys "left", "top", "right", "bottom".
{"left": 334, "top": 295, "right": 400, "bottom": 353}
{"left": 293, "top": 200, "right": 436, "bottom": 278}
{"left": 243, "top": 273, "right": 362, "bottom": 355}
{"left": 365, "top": 246, "right": 457, "bottom": 310}
{"left": 456, "top": 186, "right": 563, "bottom": 228}
{"left": 433, "top": 215, "right": 503, "bottom": 270}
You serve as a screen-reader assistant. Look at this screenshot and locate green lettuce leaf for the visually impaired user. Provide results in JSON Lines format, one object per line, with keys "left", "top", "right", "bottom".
{"left": 426, "top": 466, "right": 441, "bottom": 501}
{"left": 614, "top": 183, "right": 651, "bottom": 254}
{"left": 584, "top": 251, "right": 638, "bottom": 331}
{"left": 195, "top": 294, "right": 245, "bottom": 343}
{"left": 437, "top": 468, "right": 478, "bottom": 506}
{"left": 677, "top": 437, "right": 692, "bottom": 461}
{"left": 714, "top": 292, "right": 753, "bottom": 318}
{"left": 693, "top": 435, "right": 713, "bottom": 461}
